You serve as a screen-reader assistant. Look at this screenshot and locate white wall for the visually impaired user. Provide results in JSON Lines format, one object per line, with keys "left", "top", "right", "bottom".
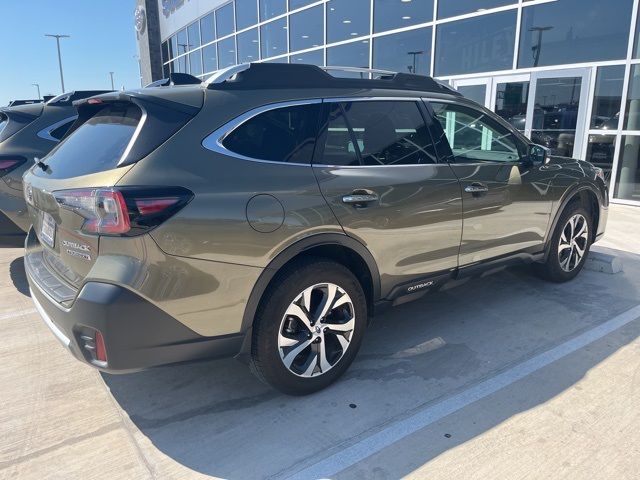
{"left": 158, "top": 0, "right": 228, "bottom": 41}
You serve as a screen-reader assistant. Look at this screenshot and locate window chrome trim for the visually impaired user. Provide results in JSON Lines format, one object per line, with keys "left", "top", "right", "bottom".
{"left": 201, "top": 98, "right": 322, "bottom": 165}
{"left": 117, "top": 110, "right": 148, "bottom": 166}
{"left": 36, "top": 115, "right": 78, "bottom": 142}
{"left": 322, "top": 96, "right": 422, "bottom": 103}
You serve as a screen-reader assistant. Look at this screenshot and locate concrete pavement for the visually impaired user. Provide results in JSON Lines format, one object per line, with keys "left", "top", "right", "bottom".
{"left": 0, "top": 205, "right": 639, "bottom": 479}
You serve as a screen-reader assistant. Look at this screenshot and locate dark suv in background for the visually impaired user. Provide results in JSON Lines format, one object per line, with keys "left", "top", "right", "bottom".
{"left": 0, "top": 91, "right": 109, "bottom": 241}
{"left": 22, "top": 64, "right": 607, "bottom": 394}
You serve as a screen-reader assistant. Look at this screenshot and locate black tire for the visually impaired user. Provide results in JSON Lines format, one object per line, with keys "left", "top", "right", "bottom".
{"left": 250, "top": 258, "right": 367, "bottom": 395}
{"left": 534, "top": 202, "right": 593, "bottom": 282}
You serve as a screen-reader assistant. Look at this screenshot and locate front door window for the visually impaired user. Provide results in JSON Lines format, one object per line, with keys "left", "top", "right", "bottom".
{"left": 494, "top": 81, "right": 529, "bottom": 132}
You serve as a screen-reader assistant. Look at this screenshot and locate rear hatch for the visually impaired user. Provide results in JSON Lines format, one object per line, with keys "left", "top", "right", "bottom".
{"left": 23, "top": 88, "right": 202, "bottom": 294}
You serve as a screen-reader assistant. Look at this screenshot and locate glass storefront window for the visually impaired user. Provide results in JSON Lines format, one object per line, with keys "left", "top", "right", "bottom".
{"left": 163, "top": 63, "right": 171, "bottom": 78}
{"left": 438, "top": 0, "right": 512, "bottom": 19}
{"left": 290, "top": 0, "right": 316, "bottom": 9}
{"left": 189, "top": 50, "right": 203, "bottom": 76}
{"left": 373, "top": 0, "right": 433, "bottom": 34}
{"left": 624, "top": 65, "right": 640, "bottom": 130}
{"left": 635, "top": 14, "right": 640, "bottom": 58}
{"left": 290, "top": 49, "right": 324, "bottom": 65}
{"left": 187, "top": 22, "right": 201, "bottom": 49}
{"left": 174, "top": 55, "right": 188, "bottom": 74}
{"left": 373, "top": 28, "right": 432, "bottom": 76}
{"left": 457, "top": 85, "right": 487, "bottom": 106}
{"left": 216, "top": 3, "right": 235, "bottom": 39}
{"left": 290, "top": 5, "right": 323, "bottom": 52}
{"left": 236, "top": 0, "right": 258, "bottom": 30}
{"left": 260, "top": 0, "right": 286, "bottom": 21}
{"left": 327, "top": 0, "right": 370, "bottom": 43}
{"left": 238, "top": 28, "right": 259, "bottom": 63}
{"left": 170, "top": 35, "right": 178, "bottom": 59}
{"left": 614, "top": 136, "right": 640, "bottom": 201}
{"left": 590, "top": 65, "right": 624, "bottom": 130}
{"left": 435, "top": 11, "right": 516, "bottom": 76}
{"left": 176, "top": 28, "right": 188, "bottom": 56}
{"left": 261, "top": 18, "right": 288, "bottom": 59}
{"left": 495, "top": 81, "right": 529, "bottom": 131}
{"left": 202, "top": 44, "right": 218, "bottom": 73}
{"left": 586, "top": 134, "right": 616, "bottom": 185}
{"left": 327, "top": 40, "right": 369, "bottom": 77}
{"left": 218, "top": 37, "right": 237, "bottom": 68}
{"left": 200, "top": 13, "right": 215, "bottom": 45}
{"left": 518, "top": 0, "right": 633, "bottom": 68}
{"left": 161, "top": 41, "right": 169, "bottom": 64}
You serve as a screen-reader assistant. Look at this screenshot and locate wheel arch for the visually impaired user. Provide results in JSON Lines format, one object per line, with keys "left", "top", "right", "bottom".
{"left": 237, "top": 234, "right": 380, "bottom": 355}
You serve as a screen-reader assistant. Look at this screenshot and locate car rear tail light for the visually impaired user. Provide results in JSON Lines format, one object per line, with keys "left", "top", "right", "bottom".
{"left": 0, "top": 157, "right": 26, "bottom": 177}
{"left": 95, "top": 330, "right": 107, "bottom": 363}
{"left": 53, "top": 186, "right": 193, "bottom": 236}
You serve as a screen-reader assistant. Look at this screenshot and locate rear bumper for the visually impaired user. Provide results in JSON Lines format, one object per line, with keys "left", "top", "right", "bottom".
{"left": 0, "top": 187, "right": 30, "bottom": 233}
{"left": 25, "top": 249, "right": 244, "bottom": 373}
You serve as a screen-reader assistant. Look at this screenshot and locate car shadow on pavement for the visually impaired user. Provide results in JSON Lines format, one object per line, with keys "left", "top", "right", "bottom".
{"left": 9, "top": 256, "right": 29, "bottom": 297}
{"left": 102, "top": 247, "right": 640, "bottom": 480}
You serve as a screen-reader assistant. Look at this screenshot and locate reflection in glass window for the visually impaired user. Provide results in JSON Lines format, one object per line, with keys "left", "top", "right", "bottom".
{"left": 373, "top": 28, "right": 431, "bottom": 76}
{"left": 438, "top": 0, "right": 513, "bottom": 19}
{"left": 261, "top": 18, "right": 288, "bottom": 59}
{"left": 290, "top": 0, "right": 315, "bottom": 9}
{"left": 236, "top": 0, "right": 258, "bottom": 30}
{"left": 218, "top": 37, "right": 237, "bottom": 68}
{"left": 339, "top": 101, "right": 437, "bottom": 165}
{"left": 374, "top": 0, "right": 433, "bottom": 33}
{"left": 518, "top": 0, "right": 633, "bottom": 68}
{"left": 162, "top": 41, "right": 169, "bottom": 63}
{"left": 163, "top": 62, "right": 171, "bottom": 78}
{"left": 262, "top": 57, "right": 289, "bottom": 63}
{"left": 170, "top": 35, "right": 178, "bottom": 59}
{"left": 290, "top": 49, "right": 324, "bottom": 65}
{"left": 327, "top": 0, "right": 370, "bottom": 43}
{"left": 431, "top": 102, "right": 524, "bottom": 163}
{"left": 202, "top": 44, "right": 218, "bottom": 73}
{"left": 624, "top": 65, "right": 640, "bottom": 130}
{"left": 176, "top": 28, "right": 188, "bottom": 55}
{"left": 189, "top": 50, "right": 203, "bottom": 76}
{"left": 586, "top": 134, "right": 616, "bottom": 185}
{"left": 187, "top": 22, "right": 201, "bottom": 49}
{"left": 322, "top": 105, "right": 360, "bottom": 166}
{"left": 224, "top": 103, "right": 321, "bottom": 163}
{"left": 494, "top": 81, "right": 529, "bottom": 131}
{"left": 457, "top": 85, "right": 487, "bottom": 107}
{"left": 590, "top": 66, "right": 624, "bottom": 130}
{"left": 174, "top": 54, "right": 188, "bottom": 73}
{"left": 290, "top": 6, "right": 323, "bottom": 52}
{"left": 260, "top": 0, "right": 286, "bottom": 21}
{"left": 327, "top": 41, "right": 370, "bottom": 77}
{"left": 238, "top": 28, "right": 260, "bottom": 63}
{"left": 435, "top": 11, "right": 516, "bottom": 76}
{"left": 614, "top": 136, "right": 640, "bottom": 201}
{"left": 216, "top": 3, "right": 235, "bottom": 38}
{"left": 635, "top": 15, "right": 640, "bottom": 58}
{"left": 201, "top": 13, "right": 215, "bottom": 45}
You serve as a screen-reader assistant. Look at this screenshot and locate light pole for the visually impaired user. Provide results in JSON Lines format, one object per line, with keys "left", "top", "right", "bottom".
{"left": 109, "top": 72, "right": 115, "bottom": 90}
{"left": 45, "top": 34, "right": 70, "bottom": 93}
{"left": 31, "top": 83, "right": 41, "bottom": 100}
{"left": 529, "top": 26, "right": 553, "bottom": 67}
{"left": 407, "top": 51, "right": 424, "bottom": 74}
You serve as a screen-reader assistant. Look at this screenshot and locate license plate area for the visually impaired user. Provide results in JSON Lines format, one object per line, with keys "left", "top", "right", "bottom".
{"left": 40, "top": 212, "right": 56, "bottom": 248}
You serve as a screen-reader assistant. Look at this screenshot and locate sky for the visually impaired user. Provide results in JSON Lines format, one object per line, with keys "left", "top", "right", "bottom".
{"left": 0, "top": 0, "right": 141, "bottom": 106}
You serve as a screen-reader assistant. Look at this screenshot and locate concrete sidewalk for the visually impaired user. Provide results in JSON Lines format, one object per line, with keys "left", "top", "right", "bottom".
{"left": 0, "top": 205, "right": 638, "bottom": 480}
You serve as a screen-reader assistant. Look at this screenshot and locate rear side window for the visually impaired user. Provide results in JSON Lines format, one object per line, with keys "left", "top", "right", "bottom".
{"left": 222, "top": 104, "right": 321, "bottom": 164}
{"left": 320, "top": 101, "right": 437, "bottom": 166}
{"left": 0, "top": 113, "right": 7, "bottom": 137}
{"left": 49, "top": 119, "right": 75, "bottom": 141}
{"left": 430, "top": 102, "right": 525, "bottom": 163}
{"left": 36, "top": 103, "right": 141, "bottom": 179}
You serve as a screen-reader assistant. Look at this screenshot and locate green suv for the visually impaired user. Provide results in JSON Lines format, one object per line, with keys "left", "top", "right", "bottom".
{"left": 23, "top": 64, "right": 608, "bottom": 395}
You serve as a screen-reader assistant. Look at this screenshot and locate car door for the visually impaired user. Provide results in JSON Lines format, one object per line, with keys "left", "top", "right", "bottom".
{"left": 312, "top": 98, "right": 463, "bottom": 296}
{"left": 425, "top": 99, "right": 554, "bottom": 266}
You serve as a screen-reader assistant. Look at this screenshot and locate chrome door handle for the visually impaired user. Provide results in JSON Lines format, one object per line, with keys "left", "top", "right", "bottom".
{"left": 464, "top": 183, "right": 489, "bottom": 194}
{"left": 342, "top": 192, "right": 379, "bottom": 206}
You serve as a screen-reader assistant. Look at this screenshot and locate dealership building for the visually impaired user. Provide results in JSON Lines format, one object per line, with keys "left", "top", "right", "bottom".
{"left": 135, "top": 0, "right": 640, "bottom": 206}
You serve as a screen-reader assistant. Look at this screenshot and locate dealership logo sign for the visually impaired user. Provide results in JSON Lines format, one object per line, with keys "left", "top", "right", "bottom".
{"left": 162, "top": 0, "right": 188, "bottom": 18}
{"left": 134, "top": 5, "right": 146, "bottom": 34}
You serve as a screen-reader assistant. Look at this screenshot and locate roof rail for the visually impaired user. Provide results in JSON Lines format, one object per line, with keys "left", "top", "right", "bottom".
{"left": 145, "top": 72, "right": 203, "bottom": 88}
{"left": 205, "top": 62, "right": 461, "bottom": 96}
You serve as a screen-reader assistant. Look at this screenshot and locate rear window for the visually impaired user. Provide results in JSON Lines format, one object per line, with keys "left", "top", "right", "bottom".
{"left": 0, "top": 113, "right": 7, "bottom": 137}
{"left": 36, "top": 103, "right": 141, "bottom": 179}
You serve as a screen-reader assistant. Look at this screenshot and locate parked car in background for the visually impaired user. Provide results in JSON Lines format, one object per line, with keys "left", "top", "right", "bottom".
{"left": 0, "top": 90, "right": 110, "bottom": 241}
{"left": 22, "top": 64, "right": 608, "bottom": 395}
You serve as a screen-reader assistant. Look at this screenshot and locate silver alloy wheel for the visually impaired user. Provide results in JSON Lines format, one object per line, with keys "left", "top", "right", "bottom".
{"left": 558, "top": 213, "right": 589, "bottom": 272}
{"left": 277, "top": 283, "right": 355, "bottom": 378}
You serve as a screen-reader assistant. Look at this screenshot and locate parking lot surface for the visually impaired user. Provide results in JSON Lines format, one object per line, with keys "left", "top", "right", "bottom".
{"left": 1, "top": 205, "right": 639, "bottom": 480}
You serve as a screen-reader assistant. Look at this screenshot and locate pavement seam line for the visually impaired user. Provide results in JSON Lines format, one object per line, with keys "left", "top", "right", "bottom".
{"left": 0, "top": 308, "right": 37, "bottom": 321}
{"left": 284, "top": 303, "right": 640, "bottom": 480}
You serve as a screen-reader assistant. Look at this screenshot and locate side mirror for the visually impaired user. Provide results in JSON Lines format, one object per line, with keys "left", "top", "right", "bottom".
{"left": 528, "top": 144, "right": 548, "bottom": 166}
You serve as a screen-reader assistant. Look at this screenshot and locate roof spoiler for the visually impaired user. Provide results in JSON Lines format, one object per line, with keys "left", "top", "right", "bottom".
{"left": 46, "top": 90, "right": 114, "bottom": 106}
{"left": 203, "top": 63, "right": 460, "bottom": 95}
{"left": 145, "top": 73, "right": 203, "bottom": 88}
{"left": 0, "top": 108, "right": 40, "bottom": 143}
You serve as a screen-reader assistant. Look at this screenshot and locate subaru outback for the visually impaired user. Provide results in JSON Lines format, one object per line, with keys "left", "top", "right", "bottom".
{"left": 23, "top": 63, "right": 608, "bottom": 395}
